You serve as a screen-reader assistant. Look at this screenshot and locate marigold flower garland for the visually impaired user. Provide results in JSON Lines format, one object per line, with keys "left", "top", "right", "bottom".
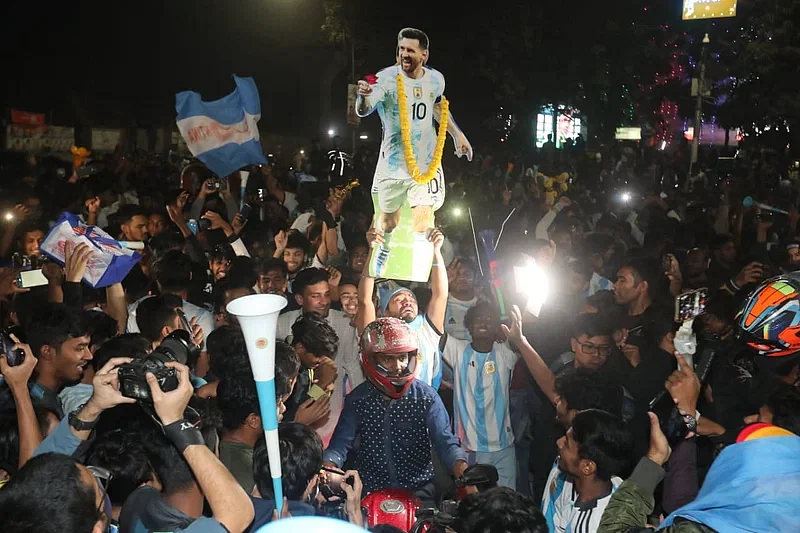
{"left": 396, "top": 74, "right": 449, "bottom": 185}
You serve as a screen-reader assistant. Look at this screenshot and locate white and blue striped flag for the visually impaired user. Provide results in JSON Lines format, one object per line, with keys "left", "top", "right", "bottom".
{"left": 175, "top": 75, "right": 268, "bottom": 177}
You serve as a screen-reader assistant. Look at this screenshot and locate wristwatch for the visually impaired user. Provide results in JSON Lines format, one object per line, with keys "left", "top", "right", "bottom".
{"left": 68, "top": 408, "right": 99, "bottom": 431}
{"left": 682, "top": 412, "right": 698, "bottom": 434}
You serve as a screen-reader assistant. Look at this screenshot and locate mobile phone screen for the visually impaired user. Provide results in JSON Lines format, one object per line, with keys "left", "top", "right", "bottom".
{"left": 17, "top": 269, "right": 49, "bottom": 288}
{"left": 674, "top": 288, "right": 708, "bottom": 322}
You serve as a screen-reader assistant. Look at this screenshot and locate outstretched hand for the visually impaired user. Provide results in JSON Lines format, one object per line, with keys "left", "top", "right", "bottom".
{"left": 500, "top": 305, "right": 525, "bottom": 347}
{"left": 454, "top": 133, "right": 473, "bottom": 162}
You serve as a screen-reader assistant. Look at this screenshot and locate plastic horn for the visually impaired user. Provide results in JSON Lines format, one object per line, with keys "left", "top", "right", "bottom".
{"left": 226, "top": 294, "right": 288, "bottom": 514}
{"left": 742, "top": 196, "right": 789, "bottom": 215}
{"left": 240, "top": 170, "right": 250, "bottom": 211}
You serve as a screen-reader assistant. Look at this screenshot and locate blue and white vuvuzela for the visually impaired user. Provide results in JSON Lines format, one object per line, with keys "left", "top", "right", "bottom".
{"left": 226, "top": 294, "right": 288, "bottom": 513}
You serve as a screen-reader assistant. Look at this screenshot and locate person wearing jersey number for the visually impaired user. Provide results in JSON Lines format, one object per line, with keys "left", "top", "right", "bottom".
{"left": 357, "top": 27, "right": 472, "bottom": 277}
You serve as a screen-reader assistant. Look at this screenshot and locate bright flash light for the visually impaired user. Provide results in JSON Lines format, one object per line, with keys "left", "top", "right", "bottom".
{"left": 452, "top": 207, "right": 463, "bottom": 217}
{"left": 660, "top": 140, "right": 667, "bottom": 150}
{"left": 328, "top": 129, "right": 335, "bottom": 137}
{"left": 359, "top": 134, "right": 369, "bottom": 140}
{"left": 621, "top": 192, "right": 632, "bottom": 203}
{"left": 514, "top": 256, "right": 549, "bottom": 317}
{"left": 4, "top": 212, "right": 13, "bottom": 221}
{"left": 300, "top": 150, "right": 305, "bottom": 155}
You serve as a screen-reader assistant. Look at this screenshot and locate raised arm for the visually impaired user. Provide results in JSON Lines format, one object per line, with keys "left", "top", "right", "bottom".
{"left": 105, "top": 283, "right": 129, "bottom": 335}
{"left": 356, "top": 260, "right": 376, "bottom": 335}
{"left": 426, "top": 229, "right": 448, "bottom": 333}
{"left": 148, "top": 362, "right": 254, "bottom": 533}
{"left": 356, "top": 80, "right": 386, "bottom": 117}
{"left": 1, "top": 342, "right": 43, "bottom": 467}
{"left": 501, "top": 305, "right": 557, "bottom": 405}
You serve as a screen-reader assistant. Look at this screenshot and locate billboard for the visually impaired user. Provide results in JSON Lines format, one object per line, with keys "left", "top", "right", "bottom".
{"left": 615, "top": 127, "right": 642, "bottom": 141}
{"left": 682, "top": 0, "right": 737, "bottom": 21}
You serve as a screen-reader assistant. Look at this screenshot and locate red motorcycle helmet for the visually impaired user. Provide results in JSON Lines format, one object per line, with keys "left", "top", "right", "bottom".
{"left": 360, "top": 317, "right": 419, "bottom": 399}
{"left": 362, "top": 488, "right": 422, "bottom": 531}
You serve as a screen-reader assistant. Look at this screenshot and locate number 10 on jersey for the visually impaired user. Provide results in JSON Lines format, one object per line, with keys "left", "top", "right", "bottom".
{"left": 411, "top": 102, "right": 427, "bottom": 121}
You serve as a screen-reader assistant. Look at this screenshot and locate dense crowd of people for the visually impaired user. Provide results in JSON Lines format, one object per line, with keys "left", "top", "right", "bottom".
{"left": 0, "top": 139, "right": 798, "bottom": 533}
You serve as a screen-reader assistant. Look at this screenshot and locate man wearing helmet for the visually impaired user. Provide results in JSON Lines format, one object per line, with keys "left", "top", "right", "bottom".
{"left": 324, "top": 317, "right": 467, "bottom": 503}
{"left": 356, "top": 228, "right": 448, "bottom": 390}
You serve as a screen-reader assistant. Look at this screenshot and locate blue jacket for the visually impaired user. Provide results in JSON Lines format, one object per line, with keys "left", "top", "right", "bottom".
{"left": 324, "top": 379, "right": 465, "bottom": 493}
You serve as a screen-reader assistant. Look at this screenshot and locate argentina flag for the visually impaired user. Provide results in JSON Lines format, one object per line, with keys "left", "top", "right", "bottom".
{"left": 176, "top": 75, "right": 268, "bottom": 177}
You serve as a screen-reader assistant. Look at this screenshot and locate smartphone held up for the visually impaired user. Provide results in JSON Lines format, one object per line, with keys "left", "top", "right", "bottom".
{"left": 674, "top": 287, "right": 708, "bottom": 323}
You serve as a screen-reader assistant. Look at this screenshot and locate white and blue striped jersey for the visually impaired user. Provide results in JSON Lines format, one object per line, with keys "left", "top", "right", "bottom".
{"left": 408, "top": 314, "right": 443, "bottom": 390}
{"left": 442, "top": 337, "right": 518, "bottom": 452}
{"left": 541, "top": 461, "right": 622, "bottom": 533}
{"left": 358, "top": 65, "right": 446, "bottom": 180}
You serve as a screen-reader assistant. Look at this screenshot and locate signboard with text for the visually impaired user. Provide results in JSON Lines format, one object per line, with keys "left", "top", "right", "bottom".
{"left": 682, "top": 0, "right": 737, "bottom": 20}
{"left": 347, "top": 84, "right": 360, "bottom": 128}
{"left": 5, "top": 124, "right": 74, "bottom": 152}
{"left": 615, "top": 127, "right": 642, "bottom": 141}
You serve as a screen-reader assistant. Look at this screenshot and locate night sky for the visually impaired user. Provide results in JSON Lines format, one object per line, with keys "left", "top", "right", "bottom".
{"left": 1, "top": 0, "right": 495, "bottom": 141}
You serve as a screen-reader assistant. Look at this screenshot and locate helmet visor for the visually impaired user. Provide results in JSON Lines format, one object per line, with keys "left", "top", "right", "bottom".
{"left": 369, "top": 350, "right": 418, "bottom": 382}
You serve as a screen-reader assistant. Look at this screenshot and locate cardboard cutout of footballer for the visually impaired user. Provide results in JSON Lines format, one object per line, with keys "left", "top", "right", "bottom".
{"left": 357, "top": 27, "right": 472, "bottom": 281}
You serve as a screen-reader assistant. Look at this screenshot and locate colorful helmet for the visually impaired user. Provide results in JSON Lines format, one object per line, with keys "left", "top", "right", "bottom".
{"left": 360, "top": 317, "right": 419, "bottom": 398}
{"left": 736, "top": 274, "right": 800, "bottom": 357}
{"left": 361, "top": 488, "right": 422, "bottom": 532}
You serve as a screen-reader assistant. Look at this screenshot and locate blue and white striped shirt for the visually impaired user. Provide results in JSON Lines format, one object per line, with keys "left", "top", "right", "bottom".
{"left": 542, "top": 461, "right": 622, "bottom": 533}
{"left": 442, "top": 338, "right": 518, "bottom": 452}
{"left": 408, "top": 314, "right": 443, "bottom": 390}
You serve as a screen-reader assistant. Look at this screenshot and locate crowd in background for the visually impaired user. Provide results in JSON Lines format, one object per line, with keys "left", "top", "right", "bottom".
{"left": 0, "top": 135, "right": 797, "bottom": 533}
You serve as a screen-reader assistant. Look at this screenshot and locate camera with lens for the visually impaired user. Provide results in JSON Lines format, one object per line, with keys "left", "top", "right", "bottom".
{"left": 319, "top": 466, "right": 355, "bottom": 500}
{"left": 0, "top": 330, "right": 25, "bottom": 367}
{"left": 118, "top": 330, "right": 192, "bottom": 401}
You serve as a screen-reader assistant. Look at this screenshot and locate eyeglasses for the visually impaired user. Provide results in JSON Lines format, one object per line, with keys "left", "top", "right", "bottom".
{"left": 578, "top": 342, "right": 612, "bottom": 357}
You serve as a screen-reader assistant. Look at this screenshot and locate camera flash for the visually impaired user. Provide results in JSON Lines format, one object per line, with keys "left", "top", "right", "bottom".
{"left": 4, "top": 212, "right": 14, "bottom": 221}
